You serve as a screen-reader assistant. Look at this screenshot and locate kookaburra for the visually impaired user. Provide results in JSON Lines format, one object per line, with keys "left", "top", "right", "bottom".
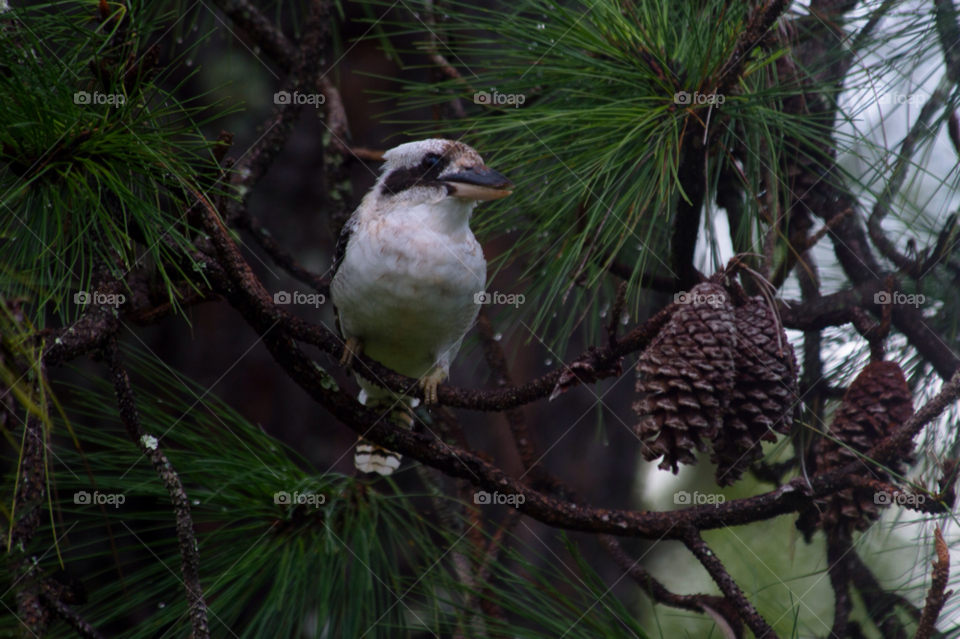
{"left": 330, "top": 139, "right": 513, "bottom": 475}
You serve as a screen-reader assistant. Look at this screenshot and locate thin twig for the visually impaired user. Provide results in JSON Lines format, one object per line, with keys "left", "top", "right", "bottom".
{"left": 210, "top": 0, "right": 297, "bottom": 69}
{"left": 102, "top": 340, "right": 210, "bottom": 639}
{"left": 232, "top": 205, "right": 330, "bottom": 294}
{"left": 230, "top": 0, "right": 331, "bottom": 194}
{"left": 683, "top": 529, "right": 778, "bottom": 639}
{"left": 40, "top": 594, "right": 105, "bottom": 639}
{"left": 914, "top": 527, "right": 952, "bottom": 639}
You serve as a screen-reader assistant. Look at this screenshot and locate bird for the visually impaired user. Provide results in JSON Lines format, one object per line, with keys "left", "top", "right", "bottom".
{"left": 330, "top": 139, "right": 513, "bottom": 475}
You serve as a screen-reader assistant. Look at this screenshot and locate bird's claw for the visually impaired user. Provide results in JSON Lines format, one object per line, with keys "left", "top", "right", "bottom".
{"left": 340, "top": 337, "right": 363, "bottom": 372}
{"left": 364, "top": 396, "right": 415, "bottom": 429}
{"left": 419, "top": 367, "right": 447, "bottom": 405}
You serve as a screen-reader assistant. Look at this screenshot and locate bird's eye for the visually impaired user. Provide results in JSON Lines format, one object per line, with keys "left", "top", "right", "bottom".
{"left": 421, "top": 154, "right": 441, "bottom": 169}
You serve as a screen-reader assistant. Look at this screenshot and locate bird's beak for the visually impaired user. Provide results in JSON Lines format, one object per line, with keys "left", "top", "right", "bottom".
{"left": 442, "top": 165, "right": 514, "bottom": 201}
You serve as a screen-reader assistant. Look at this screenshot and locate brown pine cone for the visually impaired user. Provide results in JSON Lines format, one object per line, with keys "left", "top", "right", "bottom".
{"left": 799, "top": 360, "right": 915, "bottom": 540}
{"left": 633, "top": 282, "right": 737, "bottom": 473}
{"left": 712, "top": 296, "right": 798, "bottom": 486}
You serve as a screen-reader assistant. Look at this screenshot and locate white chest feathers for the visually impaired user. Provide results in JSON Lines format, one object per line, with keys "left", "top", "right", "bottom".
{"left": 330, "top": 197, "right": 487, "bottom": 380}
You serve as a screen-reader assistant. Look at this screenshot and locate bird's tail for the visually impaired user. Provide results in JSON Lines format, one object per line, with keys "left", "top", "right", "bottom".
{"left": 354, "top": 439, "right": 403, "bottom": 475}
{"left": 354, "top": 388, "right": 417, "bottom": 476}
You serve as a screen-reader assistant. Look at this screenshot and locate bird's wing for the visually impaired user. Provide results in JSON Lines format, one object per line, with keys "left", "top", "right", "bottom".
{"left": 331, "top": 216, "right": 358, "bottom": 282}
{"left": 331, "top": 215, "right": 358, "bottom": 339}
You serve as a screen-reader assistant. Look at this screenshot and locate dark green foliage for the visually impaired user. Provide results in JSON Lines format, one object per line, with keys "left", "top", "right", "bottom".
{"left": 0, "top": 348, "right": 439, "bottom": 637}
{"left": 0, "top": 2, "right": 229, "bottom": 324}
{"left": 368, "top": 0, "right": 836, "bottom": 350}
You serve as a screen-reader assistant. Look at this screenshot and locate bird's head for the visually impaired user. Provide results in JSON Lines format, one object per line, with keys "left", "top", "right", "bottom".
{"left": 375, "top": 139, "right": 513, "bottom": 206}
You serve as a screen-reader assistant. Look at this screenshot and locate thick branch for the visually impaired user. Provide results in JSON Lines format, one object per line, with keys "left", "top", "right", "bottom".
{"left": 282, "top": 299, "right": 675, "bottom": 411}
{"left": 827, "top": 535, "right": 852, "bottom": 639}
{"left": 778, "top": 279, "right": 960, "bottom": 381}
{"left": 183, "top": 200, "right": 960, "bottom": 540}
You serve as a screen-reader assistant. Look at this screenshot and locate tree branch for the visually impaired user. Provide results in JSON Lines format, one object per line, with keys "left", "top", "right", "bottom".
{"left": 827, "top": 535, "right": 852, "bottom": 639}
{"left": 231, "top": 204, "right": 330, "bottom": 294}
{"left": 914, "top": 527, "right": 951, "bottom": 639}
{"left": 209, "top": 0, "right": 297, "bottom": 71}
{"left": 181, "top": 198, "right": 960, "bottom": 541}
{"left": 683, "top": 529, "right": 777, "bottom": 639}
{"left": 229, "top": 0, "right": 330, "bottom": 195}
{"left": 101, "top": 339, "right": 210, "bottom": 639}
{"left": 39, "top": 593, "right": 105, "bottom": 639}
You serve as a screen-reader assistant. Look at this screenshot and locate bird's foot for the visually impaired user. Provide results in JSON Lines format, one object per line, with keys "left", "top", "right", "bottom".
{"left": 391, "top": 404, "right": 416, "bottom": 429}
{"left": 419, "top": 366, "right": 447, "bottom": 405}
{"left": 340, "top": 336, "right": 363, "bottom": 372}
{"left": 364, "top": 396, "right": 415, "bottom": 429}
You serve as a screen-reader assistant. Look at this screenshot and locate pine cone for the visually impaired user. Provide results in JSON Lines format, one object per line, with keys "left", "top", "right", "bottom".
{"left": 633, "top": 283, "right": 737, "bottom": 473}
{"left": 800, "top": 360, "right": 915, "bottom": 539}
{"left": 712, "top": 296, "right": 798, "bottom": 486}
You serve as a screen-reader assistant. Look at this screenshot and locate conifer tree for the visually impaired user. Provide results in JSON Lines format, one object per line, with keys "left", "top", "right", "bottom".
{"left": 2, "top": 0, "right": 960, "bottom": 637}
